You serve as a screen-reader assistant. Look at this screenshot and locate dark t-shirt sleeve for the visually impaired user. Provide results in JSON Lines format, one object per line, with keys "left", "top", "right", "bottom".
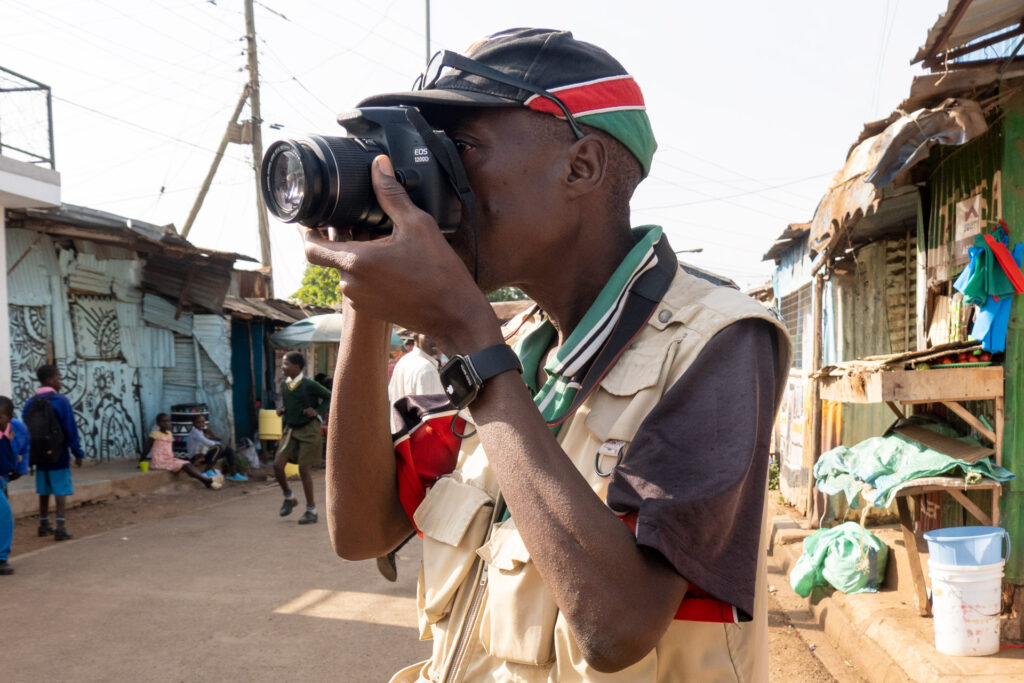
{"left": 605, "top": 317, "right": 779, "bottom": 620}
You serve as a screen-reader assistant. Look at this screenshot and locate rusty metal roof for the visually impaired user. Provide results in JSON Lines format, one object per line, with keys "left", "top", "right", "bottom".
{"left": 6, "top": 203, "right": 256, "bottom": 263}
{"left": 222, "top": 295, "right": 331, "bottom": 323}
{"left": 913, "top": 0, "right": 1024, "bottom": 67}
{"left": 762, "top": 223, "right": 810, "bottom": 263}
{"left": 806, "top": 99, "right": 987, "bottom": 262}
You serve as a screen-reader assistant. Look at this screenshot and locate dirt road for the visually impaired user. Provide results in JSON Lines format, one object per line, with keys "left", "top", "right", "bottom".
{"left": 6, "top": 473, "right": 848, "bottom": 681}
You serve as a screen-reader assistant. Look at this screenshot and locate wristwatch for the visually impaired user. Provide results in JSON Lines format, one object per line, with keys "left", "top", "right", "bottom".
{"left": 439, "top": 343, "right": 523, "bottom": 410}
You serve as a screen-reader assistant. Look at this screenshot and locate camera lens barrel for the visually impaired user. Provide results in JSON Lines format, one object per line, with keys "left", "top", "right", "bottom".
{"left": 260, "top": 107, "right": 464, "bottom": 236}
{"left": 261, "top": 136, "right": 389, "bottom": 231}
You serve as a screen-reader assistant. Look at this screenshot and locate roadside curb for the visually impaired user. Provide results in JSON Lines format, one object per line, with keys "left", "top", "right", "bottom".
{"left": 9, "top": 469, "right": 177, "bottom": 519}
{"left": 768, "top": 514, "right": 1024, "bottom": 682}
{"left": 769, "top": 517, "right": 911, "bottom": 682}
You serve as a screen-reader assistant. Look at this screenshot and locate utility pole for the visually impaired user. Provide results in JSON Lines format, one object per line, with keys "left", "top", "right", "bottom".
{"left": 180, "top": 86, "right": 249, "bottom": 240}
{"left": 425, "top": 0, "right": 431, "bottom": 64}
{"left": 180, "top": 0, "right": 274, "bottom": 296}
{"left": 244, "top": 0, "right": 273, "bottom": 296}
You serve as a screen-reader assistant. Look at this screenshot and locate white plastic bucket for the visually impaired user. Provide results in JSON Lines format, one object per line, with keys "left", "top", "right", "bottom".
{"left": 928, "top": 560, "right": 1004, "bottom": 656}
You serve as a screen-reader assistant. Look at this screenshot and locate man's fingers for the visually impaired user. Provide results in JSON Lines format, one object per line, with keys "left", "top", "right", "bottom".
{"left": 372, "top": 155, "right": 432, "bottom": 230}
{"left": 300, "top": 224, "right": 362, "bottom": 270}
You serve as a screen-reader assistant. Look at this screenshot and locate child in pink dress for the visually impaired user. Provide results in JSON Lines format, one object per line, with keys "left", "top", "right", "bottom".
{"left": 145, "top": 414, "right": 222, "bottom": 490}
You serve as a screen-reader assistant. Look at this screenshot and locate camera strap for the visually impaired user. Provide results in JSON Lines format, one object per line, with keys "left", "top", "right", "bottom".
{"left": 403, "top": 108, "right": 482, "bottom": 280}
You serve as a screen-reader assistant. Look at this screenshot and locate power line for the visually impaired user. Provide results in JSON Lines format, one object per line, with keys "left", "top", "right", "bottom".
{"left": 657, "top": 141, "right": 828, "bottom": 204}
{"left": 635, "top": 171, "right": 830, "bottom": 212}
{"left": 53, "top": 94, "right": 253, "bottom": 165}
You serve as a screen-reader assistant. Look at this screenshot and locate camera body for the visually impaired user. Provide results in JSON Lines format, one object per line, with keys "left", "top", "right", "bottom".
{"left": 260, "top": 106, "right": 462, "bottom": 235}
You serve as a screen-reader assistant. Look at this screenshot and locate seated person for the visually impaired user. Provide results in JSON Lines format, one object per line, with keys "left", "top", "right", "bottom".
{"left": 186, "top": 415, "right": 245, "bottom": 482}
{"left": 145, "top": 413, "right": 222, "bottom": 490}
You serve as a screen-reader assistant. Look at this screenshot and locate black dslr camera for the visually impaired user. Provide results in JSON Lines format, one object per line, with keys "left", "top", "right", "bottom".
{"left": 260, "top": 106, "right": 464, "bottom": 235}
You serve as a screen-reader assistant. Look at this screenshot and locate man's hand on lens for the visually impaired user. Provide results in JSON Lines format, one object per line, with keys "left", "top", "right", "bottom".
{"left": 300, "top": 155, "right": 498, "bottom": 353}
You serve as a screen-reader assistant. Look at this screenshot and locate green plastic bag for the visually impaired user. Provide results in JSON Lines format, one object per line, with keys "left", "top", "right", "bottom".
{"left": 790, "top": 522, "right": 888, "bottom": 597}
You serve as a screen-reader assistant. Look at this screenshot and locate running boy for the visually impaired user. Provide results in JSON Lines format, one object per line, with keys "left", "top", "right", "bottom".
{"left": 23, "top": 364, "right": 83, "bottom": 541}
{"left": 274, "top": 352, "right": 330, "bottom": 524}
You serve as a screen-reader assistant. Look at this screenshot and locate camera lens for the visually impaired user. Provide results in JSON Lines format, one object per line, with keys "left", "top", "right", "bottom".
{"left": 267, "top": 146, "right": 305, "bottom": 220}
{"left": 261, "top": 136, "right": 388, "bottom": 231}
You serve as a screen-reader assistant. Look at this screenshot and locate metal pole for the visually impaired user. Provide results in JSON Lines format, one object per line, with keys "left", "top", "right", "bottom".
{"left": 425, "top": 0, "right": 431, "bottom": 65}
{"left": 45, "top": 87, "right": 55, "bottom": 169}
{"left": 181, "top": 86, "right": 250, "bottom": 239}
{"left": 245, "top": 0, "right": 274, "bottom": 296}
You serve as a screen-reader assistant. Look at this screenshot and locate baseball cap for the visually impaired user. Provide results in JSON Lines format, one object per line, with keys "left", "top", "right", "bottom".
{"left": 358, "top": 28, "right": 657, "bottom": 177}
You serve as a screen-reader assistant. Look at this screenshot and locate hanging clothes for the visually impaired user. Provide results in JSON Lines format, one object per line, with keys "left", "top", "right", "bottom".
{"left": 953, "top": 223, "right": 1024, "bottom": 352}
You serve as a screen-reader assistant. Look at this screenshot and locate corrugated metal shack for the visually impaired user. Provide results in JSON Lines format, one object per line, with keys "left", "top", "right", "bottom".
{"left": 5, "top": 203, "right": 256, "bottom": 459}
{"left": 763, "top": 0, "right": 1024, "bottom": 632}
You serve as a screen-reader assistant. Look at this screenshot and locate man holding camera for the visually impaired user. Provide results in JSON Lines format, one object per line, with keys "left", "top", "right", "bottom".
{"left": 301, "top": 28, "right": 790, "bottom": 682}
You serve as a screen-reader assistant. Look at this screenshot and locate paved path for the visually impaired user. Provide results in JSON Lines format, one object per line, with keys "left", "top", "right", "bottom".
{"left": 5, "top": 477, "right": 430, "bottom": 682}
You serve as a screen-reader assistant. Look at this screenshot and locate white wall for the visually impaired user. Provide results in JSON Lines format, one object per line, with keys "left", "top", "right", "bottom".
{"left": 0, "top": 210, "right": 10, "bottom": 397}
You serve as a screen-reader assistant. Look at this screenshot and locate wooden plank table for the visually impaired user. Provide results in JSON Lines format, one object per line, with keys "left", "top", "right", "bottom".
{"left": 818, "top": 365, "right": 1005, "bottom": 616}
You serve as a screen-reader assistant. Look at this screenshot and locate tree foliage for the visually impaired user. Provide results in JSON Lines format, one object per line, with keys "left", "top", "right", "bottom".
{"left": 291, "top": 263, "right": 342, "bottom": 307}
{"left": 487, "top": 286, "right": 528, "bottom": 302}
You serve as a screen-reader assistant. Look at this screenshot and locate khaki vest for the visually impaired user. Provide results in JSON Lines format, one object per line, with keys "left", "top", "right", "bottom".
{"left": 392, "top": 269, "right": 792, "bottom": 683}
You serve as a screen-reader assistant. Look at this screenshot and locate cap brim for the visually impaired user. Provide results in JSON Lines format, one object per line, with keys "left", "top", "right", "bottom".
{"left": 357, "top": 88, "right": 520, "bottom": 109}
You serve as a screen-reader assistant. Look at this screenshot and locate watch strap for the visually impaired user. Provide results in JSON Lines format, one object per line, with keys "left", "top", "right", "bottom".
{"left": 468, "top": 343, "right": 523, "bottom": 382}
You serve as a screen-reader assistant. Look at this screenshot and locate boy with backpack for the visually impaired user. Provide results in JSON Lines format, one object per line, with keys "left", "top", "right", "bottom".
{"left": 23, "top": 364, "right": 83, "bottom": 541}
{"left": 0, "top": 395, "right": 31, "bottom": 574}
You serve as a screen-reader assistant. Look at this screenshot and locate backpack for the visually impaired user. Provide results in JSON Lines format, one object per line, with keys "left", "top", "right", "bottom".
{"left": 25, "top": 394, "right": 66, "bottom": 467}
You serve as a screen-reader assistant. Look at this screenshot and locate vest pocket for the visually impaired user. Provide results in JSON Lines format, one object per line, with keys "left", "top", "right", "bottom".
{"left": 414, "top": 477, "right": 494, "bottom": 633}
{"left": 477, "top": 519, "right": 559, "bottom": 667}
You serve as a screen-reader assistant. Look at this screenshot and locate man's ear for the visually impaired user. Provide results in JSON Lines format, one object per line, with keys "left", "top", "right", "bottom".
{"left": 565, "top": 135, "right": 607, "bottom": 199}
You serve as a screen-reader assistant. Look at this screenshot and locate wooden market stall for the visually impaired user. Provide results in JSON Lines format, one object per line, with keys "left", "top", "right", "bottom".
{"left": 815, "top": 345, "right": 1004, "bottom": 616}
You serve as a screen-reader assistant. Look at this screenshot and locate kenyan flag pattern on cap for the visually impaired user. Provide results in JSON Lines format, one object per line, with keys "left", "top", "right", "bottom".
{"left": 462, "top": 29, "right": 657, "bottom": 176}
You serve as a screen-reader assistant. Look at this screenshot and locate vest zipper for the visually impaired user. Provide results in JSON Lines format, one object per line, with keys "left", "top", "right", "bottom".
{"left": 440, "top": 561, "right": 489, "bottom": 683}
{"left": 439, "top": 493, "right": 506, "bottom": 683}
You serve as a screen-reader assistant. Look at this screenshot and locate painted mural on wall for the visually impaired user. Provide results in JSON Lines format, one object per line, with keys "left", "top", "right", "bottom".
{"left": 65, "top": 361, "right": 142, "bottom": 460}
{"left": 69, "top": 294, "right": 122, "bottom": 360}
{"left": 9, "top": 304, "right": 51, "bottom": 409}
{"left": 9, "top": 303, "right": 141, "bottom": 459}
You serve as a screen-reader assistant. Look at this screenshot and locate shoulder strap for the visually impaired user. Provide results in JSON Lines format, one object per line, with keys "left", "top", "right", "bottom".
{"left": 546, "top": 236, "right": 678, "bottom": 428}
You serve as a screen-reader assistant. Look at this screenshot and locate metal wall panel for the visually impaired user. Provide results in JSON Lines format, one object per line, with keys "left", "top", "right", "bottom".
{"left": 164, "top": 335, "right": 198, "bottom": 387}
{"left": 137, "top": 366, "right": 164, "bottom": 434}
{"left": 6, "top": 228, "right": 57, "bottom": 306}
{"left": 65, "top": 252, "right": 113, "bottom": 294}
{"left": 193, "top": 314, "right": 231, "bottom": 377}
{"left": 120, "top": 326, "right": 175, "bottom": 368}
{"left": 142, "top": 293, "right": 192, "bottom": 336}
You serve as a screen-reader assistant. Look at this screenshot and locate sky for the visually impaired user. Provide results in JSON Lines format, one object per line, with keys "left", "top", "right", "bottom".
{"left": 0, "top": 0, "right": 950, "bottom": 298}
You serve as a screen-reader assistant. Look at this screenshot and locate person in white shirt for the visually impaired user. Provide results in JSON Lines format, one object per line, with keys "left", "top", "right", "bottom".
{"left": 387, "top": 334, "right": 444, "bottom": 432}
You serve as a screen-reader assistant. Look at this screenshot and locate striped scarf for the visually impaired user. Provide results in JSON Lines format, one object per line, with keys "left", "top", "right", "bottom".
{"left": 515, "top": 225, "right": 664, "bottom": 434}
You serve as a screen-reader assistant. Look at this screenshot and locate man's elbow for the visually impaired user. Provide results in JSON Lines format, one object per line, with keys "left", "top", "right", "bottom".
{"left": 575, "top": 616, "right": 664, "bottom": 673}
{"left": 326, "top": 518, "right": 382, "bottom": 561}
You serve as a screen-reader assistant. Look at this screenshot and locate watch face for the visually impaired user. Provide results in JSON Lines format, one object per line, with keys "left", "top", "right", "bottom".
{"left": 440, "top": 357, "right": 478, "bottom": 408}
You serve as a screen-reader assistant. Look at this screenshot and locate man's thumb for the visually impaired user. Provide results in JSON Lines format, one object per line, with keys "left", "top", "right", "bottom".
{"left": 372, "top": 155, "right": 418, "bottom": 216}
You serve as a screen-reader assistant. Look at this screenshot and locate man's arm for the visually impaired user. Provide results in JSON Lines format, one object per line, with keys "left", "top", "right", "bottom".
{"left": 323, "top": 301, "right": 413, "bottom": 559}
